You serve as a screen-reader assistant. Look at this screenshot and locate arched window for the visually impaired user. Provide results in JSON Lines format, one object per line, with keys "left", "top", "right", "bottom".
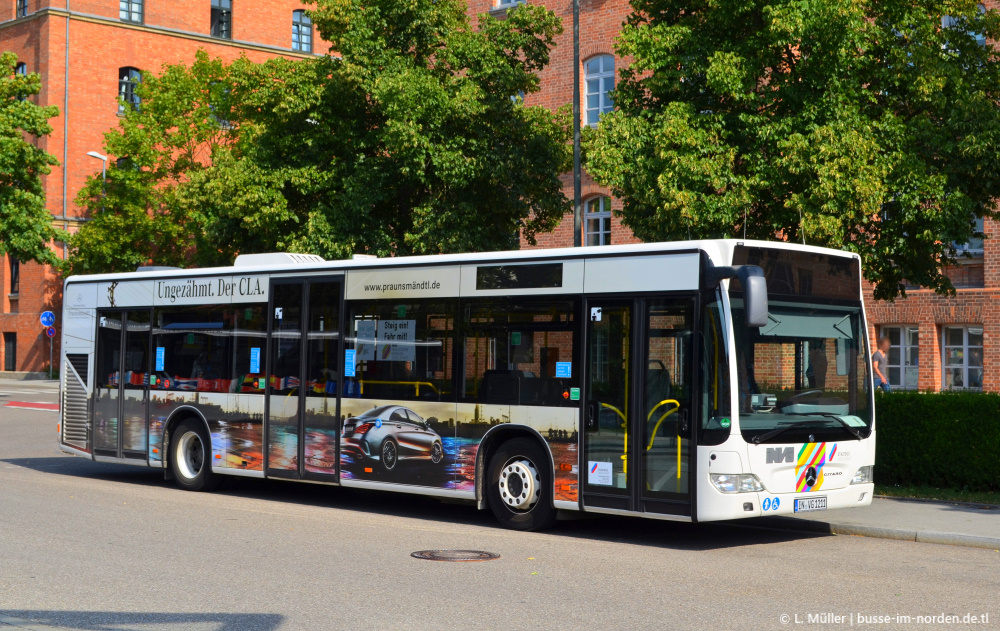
{"left": 584, "top": 55, "right": 614, "bottom": 127}
{"left": 211, "top": 0, "right": 232, "bottom": 39}
{"left": 118, "top": 67, "right": 142, "bottom": 114}
{"left": 585, "top": 196, "right": 612, "bottom": 246}
{"left": 16, "top": 0, "right": 27, "bottom": 18}
{"left": 292, "top": 10, "right": 312, "bottom": 52}
{"left": 120, "top": 0, "right": 142, "bottom": 23}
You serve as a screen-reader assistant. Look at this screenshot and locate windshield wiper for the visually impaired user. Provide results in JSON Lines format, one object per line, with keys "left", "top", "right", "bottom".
{"left": 752, "top": 421, "right": 815, "bottom": 444}
{"left": 783, "top": 412, "right": 864, "bottom": 440}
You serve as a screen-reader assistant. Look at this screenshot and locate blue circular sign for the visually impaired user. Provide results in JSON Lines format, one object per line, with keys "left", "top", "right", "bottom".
{"left": 40, "top": 311, "right": 55, "bottom": 327}
{"left": 772, "top": 497, "right": 780, "bottom": 510}
{"left": 375, "top": 419, "right": 382, "bottom": 429}
{"left": 762, "top": 497, "right": 772, "bottom": 511}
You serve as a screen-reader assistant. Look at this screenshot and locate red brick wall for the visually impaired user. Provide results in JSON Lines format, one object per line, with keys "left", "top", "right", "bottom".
{"left": 0, "top": 1, "right": 329, "bottom": 372}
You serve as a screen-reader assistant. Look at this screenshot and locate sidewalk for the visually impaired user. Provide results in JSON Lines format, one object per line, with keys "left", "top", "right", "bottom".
{"left": 0, "top": 378, "right": 59, "bottom": 393}
{"left": 750, "top": 496, "right": 1000, "bottom": 550}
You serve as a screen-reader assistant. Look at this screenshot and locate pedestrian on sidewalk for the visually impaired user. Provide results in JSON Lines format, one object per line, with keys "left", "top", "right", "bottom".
{"left": 872, "top": 337, "right": 891, "bottom": 393}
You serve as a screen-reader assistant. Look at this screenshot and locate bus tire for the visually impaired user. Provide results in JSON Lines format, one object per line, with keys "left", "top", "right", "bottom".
{"left": 487, "top": 438, "right": 557, "bottom": 531}
{"left": 169, "top": 419, "right": 220, "bottom": 492}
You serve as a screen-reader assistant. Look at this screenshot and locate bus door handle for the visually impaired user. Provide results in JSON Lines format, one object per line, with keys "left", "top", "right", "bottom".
{"left": 586, "top": 403, "right": 597, "bottom": 430}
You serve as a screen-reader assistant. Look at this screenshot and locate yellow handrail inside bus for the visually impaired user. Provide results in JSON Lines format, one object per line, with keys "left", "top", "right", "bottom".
{"left": 645, "top": 399, "right": 680, "bottom": 451}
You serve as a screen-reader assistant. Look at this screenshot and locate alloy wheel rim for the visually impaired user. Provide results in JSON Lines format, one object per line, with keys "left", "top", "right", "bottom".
{"left": 498, "top": 457, "right": 540, "bottom": 512}
{"left": 177, "top": 432, "right": 203, "bottom": 480}
{"left": 383, "top": 441, "right": 397, "bottom": 469}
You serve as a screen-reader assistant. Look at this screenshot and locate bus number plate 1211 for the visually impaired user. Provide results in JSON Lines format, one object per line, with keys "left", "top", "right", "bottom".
{"left": 794, "top": 497, "right": 827, "bottom": 513}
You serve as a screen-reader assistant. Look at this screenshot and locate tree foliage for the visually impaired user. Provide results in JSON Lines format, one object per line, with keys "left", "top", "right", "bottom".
{"left": 0, "top": 51, "right": 64, "bottom": 267}
{"left": 67, "top": 0, "right": 571, "bottom": 274}
{"left": 586, "top": 0, "right": 1000, "bottom": 299}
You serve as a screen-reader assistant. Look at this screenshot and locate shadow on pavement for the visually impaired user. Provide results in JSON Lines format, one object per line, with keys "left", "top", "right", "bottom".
{"left": 0, "top": 610, "right": 282, "bottom": 631}
{"left": 3, "top": 456, "right": 831, "bottom": 552}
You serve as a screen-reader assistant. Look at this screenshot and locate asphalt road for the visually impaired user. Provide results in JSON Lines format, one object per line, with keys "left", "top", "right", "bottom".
{"left": 1, "top": 383, "right": 997, "bottom": 631}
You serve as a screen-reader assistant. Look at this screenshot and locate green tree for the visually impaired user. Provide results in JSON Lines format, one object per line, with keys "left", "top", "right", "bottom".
{"left": 0, "top": 51, "right": 64, "bottom": 267}
{"left": 586, "top": 0, "right": 1000, "bottom": 299}
{"left": 67, "top": 51, "right": 236, "bottom": 275}
{"left": 68, "top": 0, "right": 571, "bottom": 274}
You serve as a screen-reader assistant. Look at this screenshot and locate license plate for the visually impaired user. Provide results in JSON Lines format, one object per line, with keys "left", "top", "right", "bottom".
{"left": 794, "top": 497, "right": 827, "bottom": 512}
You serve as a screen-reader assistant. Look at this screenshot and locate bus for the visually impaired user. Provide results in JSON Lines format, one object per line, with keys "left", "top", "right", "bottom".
{"left": 57, "top": 240, "right": 875, "bottom": 530}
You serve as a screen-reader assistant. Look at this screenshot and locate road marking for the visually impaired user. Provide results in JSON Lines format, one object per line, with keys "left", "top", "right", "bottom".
{"left": 0, "top": 615, "right": 68, "bottom": 630}
{"left": 0, "top": 390, "right": 59, "bottom": 396}
{"left": 3, "top": 402, "right": 59, "bottom": 412}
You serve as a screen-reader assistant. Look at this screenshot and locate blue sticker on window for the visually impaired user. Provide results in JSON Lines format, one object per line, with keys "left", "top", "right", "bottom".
{"left": 375, "top": 419, "right": 382, "bottom": 429}
{"left": 555, "top": 362, "right": 572, "bottom": 378}
{"left": 250, "top": 347, "right": 260, "bottom": 373}
{"left": 155, "top": 347, "right": 165, "bottom": 371}
{"left": 345, "top": 349, "right": 356, "bottom": 377}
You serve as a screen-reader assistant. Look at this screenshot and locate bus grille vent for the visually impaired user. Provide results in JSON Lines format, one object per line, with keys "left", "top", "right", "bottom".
{"left": 66, "top": 353, "right": 89, "bottom": 385}
{"left": 62, "top": 363, "right": 89, "bottom": 449}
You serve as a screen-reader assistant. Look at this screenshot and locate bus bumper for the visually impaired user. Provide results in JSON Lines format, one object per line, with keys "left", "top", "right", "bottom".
{"left": 698, "top": 483, "right": 875, "bottom": 522}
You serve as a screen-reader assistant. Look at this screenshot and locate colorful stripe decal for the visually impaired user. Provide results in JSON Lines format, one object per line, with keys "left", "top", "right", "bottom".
{"left": 795, "top": 442, "right": 828, "bottom": 492}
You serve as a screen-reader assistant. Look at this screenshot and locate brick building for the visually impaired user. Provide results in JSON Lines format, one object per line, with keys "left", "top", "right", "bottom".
{"left": 475, "top": 0, "right": 1000, "bottom": 394}
{"left": 3, "top": 0, "right": 997, "bottom": 391}
{"left": 0, "top": 0, "right": 327, "bottom": 374}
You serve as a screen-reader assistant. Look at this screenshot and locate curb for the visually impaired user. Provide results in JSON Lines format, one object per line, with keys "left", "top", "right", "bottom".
{"left": 748, "top": 516, "right": 1000, "bottom": 550}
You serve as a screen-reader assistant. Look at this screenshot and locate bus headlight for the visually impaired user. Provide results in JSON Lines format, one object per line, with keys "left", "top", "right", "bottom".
{"left": 710, "top": 474, "right": 764, "bottom": 493}
{"left": 851, "top": 466, "right": 873, "bottom": 485}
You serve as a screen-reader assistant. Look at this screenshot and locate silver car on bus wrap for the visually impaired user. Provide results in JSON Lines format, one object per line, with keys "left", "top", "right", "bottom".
{"left": 341, "top": 405, "right": 444, "bottom": 472}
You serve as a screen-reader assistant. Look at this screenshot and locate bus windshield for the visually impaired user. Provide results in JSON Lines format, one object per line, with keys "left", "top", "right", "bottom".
{"left": 728, "top": 245, "right": 872, "bottom": 444}
{"left": 732, "top": 299, "right": 872, "bottom": 442}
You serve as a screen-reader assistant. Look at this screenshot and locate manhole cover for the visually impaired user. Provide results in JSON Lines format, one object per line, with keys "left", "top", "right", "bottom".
{"left": 411, "top": 550, "right": 501, "bottom": 562}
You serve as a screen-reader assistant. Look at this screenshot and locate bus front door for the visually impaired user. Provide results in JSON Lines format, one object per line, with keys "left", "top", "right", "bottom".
{"left": 93, "top": 309, "right": 151, "bottom": 460}
{"left": 582, "top": 298, "right": 694, "bottom": 516}
{"left": 264, "top": 278, "right": 343, "bottom": 480}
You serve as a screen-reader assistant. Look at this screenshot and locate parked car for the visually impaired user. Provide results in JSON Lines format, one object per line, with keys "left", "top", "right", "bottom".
{"left": 342, "top": 405, "right": 444, "bottom": 472}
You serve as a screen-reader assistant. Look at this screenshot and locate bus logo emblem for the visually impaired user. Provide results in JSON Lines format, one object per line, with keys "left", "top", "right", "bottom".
{"left": 766, "top": 447, "right": 794, "bottom": 464}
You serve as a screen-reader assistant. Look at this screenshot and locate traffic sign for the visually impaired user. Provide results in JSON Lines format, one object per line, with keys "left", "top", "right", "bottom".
{"left": 46, "top": 327, "right": 56, "bottom": 338}
{"left": 40, "top": 311, "right": 55, "bottom": 327}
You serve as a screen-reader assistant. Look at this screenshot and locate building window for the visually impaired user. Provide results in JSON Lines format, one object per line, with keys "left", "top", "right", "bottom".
{"left": 953, "top": 215, "right": 985, "bottom": 257}
{"left": 4, "top": 333, "right": 16, "bottom": 371}
{"left": 118, "top": 67, "right": 141, "bottom": 114}
{"left": 497, "top": 0, "right": 524, "bottom": 7}
{"left": 585, "top": 196, "right": 612, "bottom": 246}
{"left": 8, "top": 257, "right": 19, "bottom": 295}
{"left": 292, "top": 10, "right": 312, "bottom": 52}
{"left": 880, "top": 325, "right": 919, "bottom": 390}
{"left": 211, "top": 0, "right": 232, "bottom": 39}
{"left": 120, "top": 0, "right": 142, "bottom": 23}
{"left": 584, "top": 54, "right": 615, "bottom": 127}
{"left": 14, "top": 62, "right": 27, "bottom": 101}
{"left": 942, "top": 325, "right": 983, "bottom": 390}
{"left": 15, "top": 0, "right": 27, "bottom": 18}
{"left": 942, "top": 4, "right": 987, "bottom": 46}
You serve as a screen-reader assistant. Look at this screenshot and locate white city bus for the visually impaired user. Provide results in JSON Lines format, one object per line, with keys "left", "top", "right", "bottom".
{"left": 58, "top": 240, "right": 875, "bottom": 530}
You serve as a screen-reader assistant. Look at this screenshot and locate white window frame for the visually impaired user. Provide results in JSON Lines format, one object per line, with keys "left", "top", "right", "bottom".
{"left": 941, "top": 325, "right": 983, "bottom": 390}
{"left": 118, "top": 67, "right": 142, "bottom": 114}
{"left": 16, "top": 0, "right": 28, "bottom": 18}
{"left": 497, "top": 0, "right": 524, "bottom": 7}
{"left": 584, "top": 54, "right": 615, "bottom": 128}
{"left": 879, "top": 325, "right": 919, "bottom": 390}
{"left": 584, "top": 196, "right": 612, "bottom": 246}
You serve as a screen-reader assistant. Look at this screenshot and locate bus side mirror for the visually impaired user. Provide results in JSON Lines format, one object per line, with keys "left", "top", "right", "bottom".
{"left": 743, "top": 274, "right": 769, "bottom": 328}
{"left": 703, "top": 263, "right": 769, "bottom": 328}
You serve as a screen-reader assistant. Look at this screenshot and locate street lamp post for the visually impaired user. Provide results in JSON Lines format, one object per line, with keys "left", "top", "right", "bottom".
{"left": 572, "top": 0, "right": 582, "bottom": 248}
{"left": 86, "top": 151, "right": 107, "bottom": 210}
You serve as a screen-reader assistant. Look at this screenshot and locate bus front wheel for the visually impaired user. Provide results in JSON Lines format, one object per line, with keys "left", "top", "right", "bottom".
{"left": 169, "top": 419, "right": 220, "bottom": 492}
{"left": 487, "top": 438, "right": 557, "bottom": 531}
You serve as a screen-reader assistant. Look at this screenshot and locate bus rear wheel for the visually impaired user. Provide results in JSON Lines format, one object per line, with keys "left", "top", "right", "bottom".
{"left": 487, "top": 438, "right": 557, "bottom": 531}
{"left": 170, "top": 419, "right": 220, "bottom": 492}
